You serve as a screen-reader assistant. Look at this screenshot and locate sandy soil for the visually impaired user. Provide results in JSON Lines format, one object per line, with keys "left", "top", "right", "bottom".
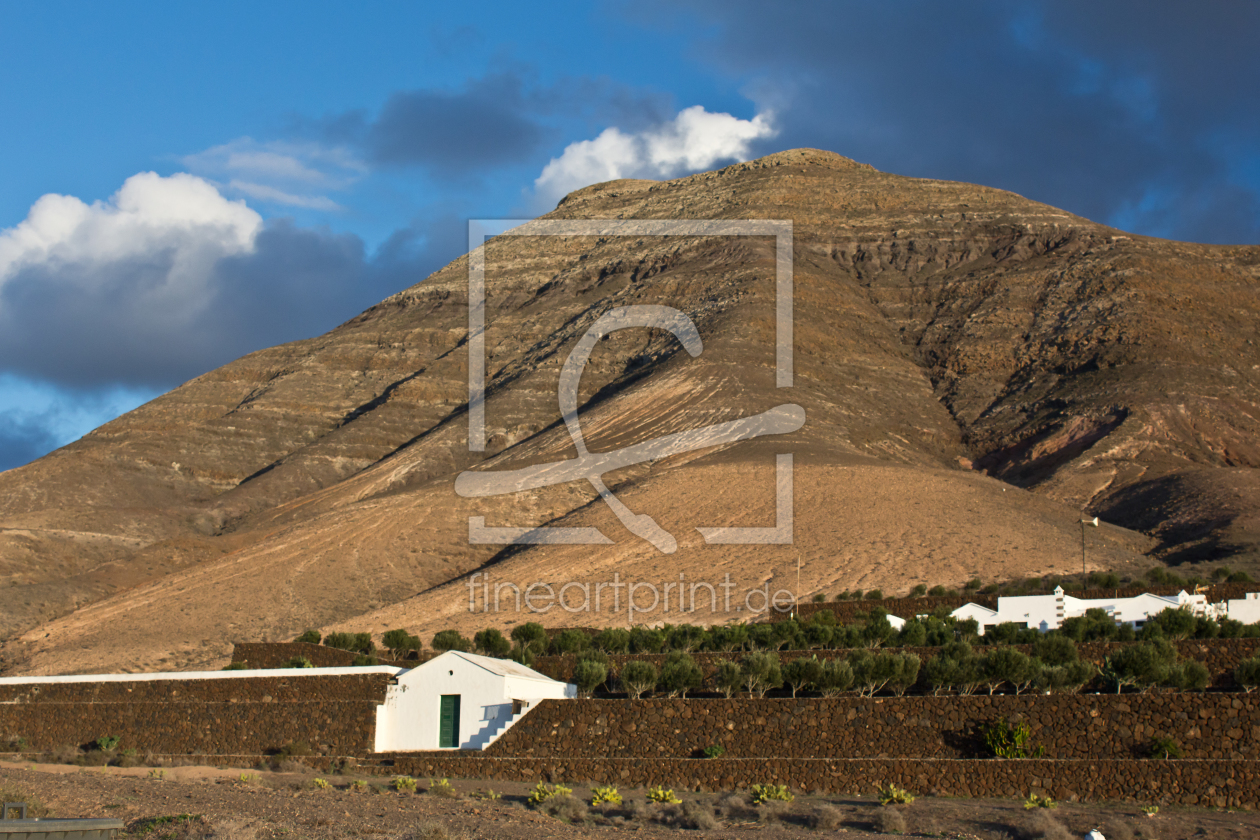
{"left": 2, "top": 759, "right": 1258, "bottom": 839}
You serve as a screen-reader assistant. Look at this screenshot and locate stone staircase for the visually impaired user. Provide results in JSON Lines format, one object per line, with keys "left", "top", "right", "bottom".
{"left": 464, "top": 701, "right": 533, "bottom": 751}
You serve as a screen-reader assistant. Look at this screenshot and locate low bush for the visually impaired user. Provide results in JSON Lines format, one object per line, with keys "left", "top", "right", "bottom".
{"left": 646, "top": 786, "right": 681, "bottom": 804}
{"left": 427, "top": 778, "right": 459, "bottom": 798}
{"left": 700, "top": 743, "right": 726, "bottom": 759}
{"left": 295, "top": 629, "right": 321, "bottom": 644}
{"left": 619, "top": 660, "right": 659, "bottom": 699}
{"left": 653, "top": 800, "right": 718, "bottom": 830}
{"left": 1235, "top": 655, "right": 1260, "bottom": 692}
{"left": 1148, "top": 736, "right": 1183, "bottom": 759}
{"left": 536, "top": 794, "right": 588, "bottom": 823}
{"left": 1023, "top": 793, "right": 1057, "bottom": 809}
{"left": 573, "top": 659, "right": 608, "bottom": 697}
{"left": 590, "top": 785, "right": 622, "bottom": 806}
{"left": 983, "top": 719, "right": 1046, "bottom": 759}
{"left": 876, "top": 807, "right": 906, "bottom": 834}
{"left": 527, "top": 782, "right": 573, "bottom": 806}
{"left": 877, "top": 783, "right": 915, "bottom": 805}
{"left": 310, "top": 778, "right": 331, "bottom": 790}
{"left": 392, "top": 776, "right": 417, "bottom": 793}
{"left": 280, "top": 656, "right": 314, "bottom": 669}
{"left": 749, "top": 783, "right": 794, "bottom": 804}
{"left": 807, "top": 804, "right": 844, "bottom": 830}
{"left": 431, "top": 629, "right": 472, "bottom": 653}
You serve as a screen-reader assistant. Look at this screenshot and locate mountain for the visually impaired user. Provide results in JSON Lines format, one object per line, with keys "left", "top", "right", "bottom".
{"left": 2, "top": 148, "right": 1258, "bottom": 675}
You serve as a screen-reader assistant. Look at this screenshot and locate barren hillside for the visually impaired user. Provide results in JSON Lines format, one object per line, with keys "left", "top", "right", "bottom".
{"left": 3, "top": 148, "right": 1258, "bottom": 675}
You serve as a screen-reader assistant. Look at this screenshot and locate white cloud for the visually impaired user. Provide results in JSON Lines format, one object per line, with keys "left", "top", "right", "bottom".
{"left": 533, "top": 105, "right": 776, "bottom": 206}
{"left": 182, "top": 138, "right": 365, "bottom": 210}
{"left": 0, "top": 172, "right": 262, "bottom": 309}
{"left": 227, "top": 180, "right": 342, "bottom": 211}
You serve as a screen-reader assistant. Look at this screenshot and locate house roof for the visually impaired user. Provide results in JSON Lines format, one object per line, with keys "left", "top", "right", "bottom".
{"left": 413, "top": 650, "right": 565, "bottom": 683}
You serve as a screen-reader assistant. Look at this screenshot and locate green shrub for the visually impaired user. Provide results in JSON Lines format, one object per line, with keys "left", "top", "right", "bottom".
{"left": 222, "top": 662, "right": 249, "bottom": 671}
{"left": 590, "top": 785, "right": 622, "bottom": 806}
{"left": 813, "top": 658, "right": 854, "bottom": 697}
{"left": 548, "top": 629, "right": 589, "bottom": 655}
{"left": 96, "top": 735, "right": 121, "bottom": 752}
{"left": 911, "top": 584, "right": 928, "bottom": 596}
{"left": 927, "top": 585, "right": 948, "bottom": 596}
{"left": 1148, "top": 736, "right": 1183, "bottom": 759}
{"left": 739, "top": 651, "right": 783, "bottom": 697}
{"left": 311, "top": 777, "right": 332, "bottom": 790}
{"left": 281, "top": 656, "right": 314, "bottom": 669}
{"left": 473, "top": 628, "right": 512, "bottom": 658}
{"left": 431, "top": 629, "right": 472, "bottom": 652}
{"left": 1102, "top": 639, "right": 1180, "bottom": 693}
{"left": 527, "top": 781, "right": 572, "bottom": 806}
{"left": 1034, "top": 660, "right": 1095, "bottom": 694}
{"left": 428, "top": 778, "right": 459, "bottom": 798}
{"left": 877, "top": 783, "right": 915, "bottom": 805}
{"left": 591, "top": 627, "right": 631, "bottom": 653}
{"left": 714, "top": 660, "right": 743, "bottom": 698}
{"left": 782, "top": 657, "right": 822, "bottom": 698}
{"left": 351, "top": 653, "right": 380, "bottom": 666}
{"left": 658, "top": 652, "right": 702, "bottom": 698}
{"left": 1023, "top": 793, "right": 1056, "bottom": 809}
{"left": 629, "top": 626, "right": 667, "bottom": 653}
{"left": 393, "top": 775, "right": 417, "bottom": 793}
{"left": 619, "top": 660, "right": 659, "bottom": 699}
{"left": 982, "top": 719, "right": 1046, "bottom": 758}
{"left": 323, "top": 632, "right": 372, "bottom": 653}
{"left": 1235, "top": 655, "right": 1260, "bottom": 692}
{"left": 979, "top": 648, "right": 1039, "bottom": 695}
{"left": 295, "top": 629, "right": 321, "bottom": 644}
{"left": 572, "top": 660, "right": 608, "bottom": 697}
{"left": 382, "top": 629, "right": 422, "bottom": 659}
{"left": 865, "top": 589, "right": 884, "bottom": 600}
{"left": 749, "top": 783, "right": 794, "bottom": 804}
{"left": 646, "top": 786, "right": 681, "bottom": 804}
{"left": 700, "top": 744, "right": 726, "bottom": 759}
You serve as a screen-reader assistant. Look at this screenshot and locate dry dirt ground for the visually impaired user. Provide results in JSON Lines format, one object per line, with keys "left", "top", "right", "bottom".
{"left": 2, "top": 760, "right": 1258, "bottom": 840}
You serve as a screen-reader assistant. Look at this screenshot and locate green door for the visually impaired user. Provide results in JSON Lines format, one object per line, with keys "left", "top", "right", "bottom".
{"left": 438, "top": 694, "right": 461, "bottom": 748}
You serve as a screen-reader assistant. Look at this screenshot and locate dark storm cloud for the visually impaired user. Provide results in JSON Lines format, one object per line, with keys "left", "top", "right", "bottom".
{"left": 0, "top": 223, "right": 374, "bottom": 389}
{"left": 318, "top": 71, "right": 675, "bottom": 178}
{"left": 0, "top": 410, "right": 62, "bottom": 473}
{"left": 641, "top": 0, "right": 1260, "bottom": 244}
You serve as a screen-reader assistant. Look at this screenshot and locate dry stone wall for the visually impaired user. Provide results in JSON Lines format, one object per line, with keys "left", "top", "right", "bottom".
{"left": 485, "top": 694, "right": 1260, "bottom": 761}
{"left": 0, "top": 673, "right": 391, "bottom": 755}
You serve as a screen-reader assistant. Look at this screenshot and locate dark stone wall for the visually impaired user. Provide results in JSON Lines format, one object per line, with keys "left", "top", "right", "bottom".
{"left": 0, "top": 673, "right": 391, "bottom": 755}
{"left": 230, "top": 642, "right": 420, "bottom": 669}
{"left": 484, "top": 694, "right": 1260, "bottom": 761}
{"left": 380, "top": 755, "right": 1260, "bottom": 808}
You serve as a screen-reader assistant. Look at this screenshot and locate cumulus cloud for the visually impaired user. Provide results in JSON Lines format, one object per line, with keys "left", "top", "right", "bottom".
{"left": 0, "top": 172, "right": 262, "bottom": 305}
{"left": 0, "top": 173, "right": 395, "bottom": 388}
{"left": 533, "top": 105, "right": 776, "bottom": 207}
{"left": 182, "top": 138, "right": 364, "bottom": 210}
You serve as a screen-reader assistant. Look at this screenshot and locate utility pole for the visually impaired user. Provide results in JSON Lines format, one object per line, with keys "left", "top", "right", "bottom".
{"left": 1080, "top": 516, "right": 1100, "bottom": 576}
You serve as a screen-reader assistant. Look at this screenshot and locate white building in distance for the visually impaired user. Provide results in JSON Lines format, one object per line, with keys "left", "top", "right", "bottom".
{"left": 950, "top": 587, "right": 1260, "bottom": 635}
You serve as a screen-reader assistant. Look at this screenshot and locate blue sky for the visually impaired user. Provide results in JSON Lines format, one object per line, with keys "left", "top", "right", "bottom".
{"left": 2, "top": 0, "right": 1258, "bottom": 472}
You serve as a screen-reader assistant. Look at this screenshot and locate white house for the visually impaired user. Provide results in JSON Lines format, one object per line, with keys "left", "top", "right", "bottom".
{"left": 373, "top": 650, "right": 576, "bottom": 752}
{"left": 948, "top": 586, "right": 1260, "bottom": 636}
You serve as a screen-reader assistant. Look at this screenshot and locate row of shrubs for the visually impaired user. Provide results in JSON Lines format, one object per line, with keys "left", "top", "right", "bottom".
{"left": 558, "top": 637, "right": 1252, "bottom": 698}
{"left": 290, "top": 600, "right": 1260, "bottom": 672}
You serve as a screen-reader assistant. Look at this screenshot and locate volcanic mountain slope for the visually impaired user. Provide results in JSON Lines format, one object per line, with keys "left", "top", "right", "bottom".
{"left": 2, "top": 148, "right": 1258, "bottom": 675}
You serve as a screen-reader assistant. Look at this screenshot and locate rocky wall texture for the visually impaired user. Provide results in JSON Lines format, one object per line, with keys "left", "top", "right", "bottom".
{"left": 0, "top": 673, "right": 391, "bottom": 755}
{"left": 229, "top": 642, "right": 420, "bottom": 669}
{"left": 483, "top": 694, "right": 1260, "bottom": 761}
{"left": 378, "top": 755, "right": 1259, "bottom": 808}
